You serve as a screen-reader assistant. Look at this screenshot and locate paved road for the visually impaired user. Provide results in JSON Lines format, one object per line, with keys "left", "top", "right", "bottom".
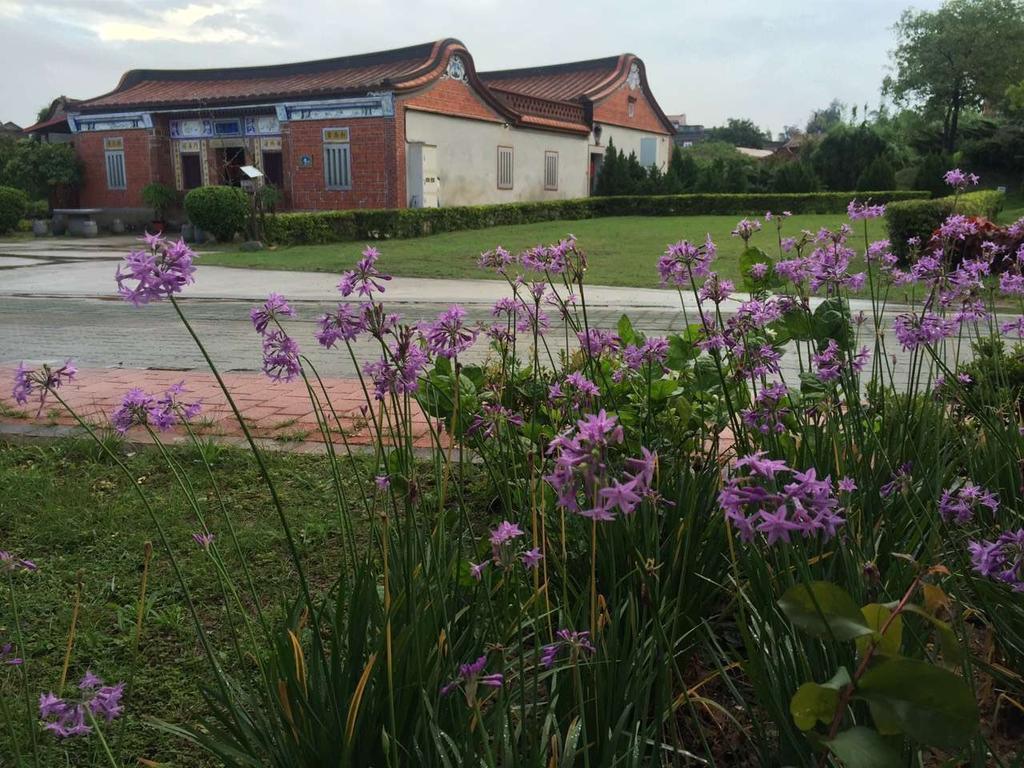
{"left": 0, "top": 237, "right": 981, "bottom": 388}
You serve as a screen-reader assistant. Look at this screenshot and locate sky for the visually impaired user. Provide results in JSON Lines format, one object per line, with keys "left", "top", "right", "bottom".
{"left": 0, "top": 0, "right": 945, "bottom": 133}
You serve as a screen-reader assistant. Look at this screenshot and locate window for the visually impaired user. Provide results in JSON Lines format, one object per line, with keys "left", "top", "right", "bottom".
{"left": 323, "top": 127, "right": 352, "bottom": 190}
{"left": 104, "top": 137, "right": 126, "bottom": 190}
{"left": 627, "top": 98, "right": 636, "bottom": 119}
{"left": 261, "top": 150, "right": 284, "bottom": 187}
{"left": 640, "top": 137, "right": 657, "bottom": 168}
{"left": 544, "top": 151, "right": 558, "bottom": 190}
{"left": 497, "top": 145, "right": 513, "bottom": 190}
{"left": 181, "top": 154, "right": 202, "bottom": 190}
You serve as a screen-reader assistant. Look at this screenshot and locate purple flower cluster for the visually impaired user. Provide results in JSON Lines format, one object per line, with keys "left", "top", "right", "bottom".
{"left": 39, "top": 672, "right": 124, "bottom": 738}
{"left": 545, "top": 411, "right": 655, "bottom": 521}
{"left": 249, "top": 292, "right": 295, "bottom": 334}
{"left": 697, "top": 273, "right": 734, "bottom": 305}
{"left": 248, "top": 293, "right": 302, "bottom": 382}
{"left": 467, "top": 403, "right": 524, "bottom": 439}
{"left": 540, "top": 629, "right": 595, "bottom": 668}
{"left": 718, "top": 453, "right": 845, "bottom": 545}
{"left": 549, "top": 372, "right": 600, "bottom": 407}
{"left": 880, "top": 462, "right": 913, "bottom": 498}
{"left": 315, "top": 303, "right": 365, "bottom": 348}
{"left": 363, "top": 327, "right": 429, "bottom": 400}
{"left": 111, "top": 383, "right": 201, "bottom": 434}
{"left": 115, "top": 235, "right": 197, "bottom": 306}
{"left": 12, "top": 360, "right": 77, "bottom": 410}
{"left": 577, "top": 328, "right": 620, "bottom": 358}
{"left": 622, "top": 338, "right": 669, "bottom": 371}
{"left": 658, "top": 237, "right": 715, "bottom": 285}
{"left": 731, "top": 218, "right": 762, "bottom": 244}
{"left": 847, "top": 200, "right": 886, "bottom": 220}
{"left": 478, "top": 246, "right": 514, "bottom": 272}
{"left": 943, "top": 168, "right": 980, "bottom": 191}
{"left": 422, "top": 305, "right": 478, "bottom": 359}
{"left": 741, "top": 382, "right": 790, "bottom": 435}
{"left": 938, "top": 481, "right": 999, "bottom": 525}
{"left": 440, "top": 655, "right": 504, "bottom": 698}
{"left": 812, "top": 340, "right": 869, "bottom": 384}
{"left": 970, "top": 529, "right": 1024, "bottom": 592}
{"left": 1, "top": 641, "right": 22, "bottom": 666}
{"left": 891, "top": 312, "right": 955, "bottom": 351}
{"left": 471, "top": 520, "right": 543, "bottom": 579}
{"left": 338, "top": 246, "right": 392, "bottom": 297}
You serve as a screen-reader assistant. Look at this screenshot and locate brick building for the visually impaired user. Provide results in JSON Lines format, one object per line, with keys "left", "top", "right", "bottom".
{"left": 25, "top": 39, "right": 674, "bottom": 220}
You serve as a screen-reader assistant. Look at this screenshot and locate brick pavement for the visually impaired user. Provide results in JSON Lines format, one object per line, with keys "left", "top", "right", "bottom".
{"left": 0, "top": 365, "right": 440, "bottom": 450}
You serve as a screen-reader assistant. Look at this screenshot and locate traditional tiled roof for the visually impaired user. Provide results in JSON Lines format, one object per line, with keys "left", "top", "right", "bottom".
{"left": 76, "top": 40, "right": 462, "bottom": 111}
{"left": 479, "top": 56, "right": 627, "bottom": 102}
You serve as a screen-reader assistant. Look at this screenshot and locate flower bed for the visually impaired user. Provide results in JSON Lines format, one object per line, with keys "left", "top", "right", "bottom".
{"left": 3, "top": 172, "right": 1023, "bottom": 767}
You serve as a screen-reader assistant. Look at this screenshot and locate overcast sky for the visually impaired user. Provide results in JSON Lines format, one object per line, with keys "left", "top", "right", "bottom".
{"left": 0, "top": 0, "right": 944, "bottom": 133}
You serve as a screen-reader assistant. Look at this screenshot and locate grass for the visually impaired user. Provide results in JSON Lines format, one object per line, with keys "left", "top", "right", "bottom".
{"left": 198, "top": 214, "right": 890, "bottom": 288}
{"left": 0, "top": 437, "right": 373, "bottom": 767}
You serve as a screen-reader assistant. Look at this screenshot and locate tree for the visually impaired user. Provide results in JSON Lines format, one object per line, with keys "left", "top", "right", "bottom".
{"left": 884, "top": 0, "right": 1024, "bottom": 154}
{"left": 771, "top": 161, "right": 821, "bottom": 192}
{"left": 856, "top": 155, "right": 898, "bottom": 190}
{"left": 706, "top": 118, "right": 770, "bottom": 149}
{"left": 0, "top": 140, "right": 81, "bottom": 200}
{"left": 807, "top": 99, "right": 846, "bottom": 134}
{"left": 914, "top": 153, "right": 955, "bottom": 196}
{"left": 811, "top": 124, "right": 894, "bottom": 190}
{"left": 666, "top": 146, "right": 699, "bottom": 191}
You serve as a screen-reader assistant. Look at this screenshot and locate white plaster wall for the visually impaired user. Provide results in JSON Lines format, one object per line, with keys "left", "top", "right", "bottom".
{"left": 593, "top": 123, "right": 671, "bottom": 171}
{"left": 405, "top": 110, "right": 590, "bottom": 206}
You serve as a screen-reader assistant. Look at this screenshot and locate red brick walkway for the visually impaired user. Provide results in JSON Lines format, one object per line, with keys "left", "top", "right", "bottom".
{"left": 0, "top": 366, "right": 440, "bottom": 450}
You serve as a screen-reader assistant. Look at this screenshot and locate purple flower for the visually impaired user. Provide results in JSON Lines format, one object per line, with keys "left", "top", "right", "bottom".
{"left": 892, "top": 313, "right": 955, "bottom": 350}
{"left": 490, "top": 520, "right": 525, "bottom": 548}
{"left": 469, "top": 560, "right": 488, "bottom": 581}
{"left": 938, "top": 214, "right": 978, "bottom": 241}
{"left": 741, "top": 382, "right": 790, "bottom": 435}
{"left": 261, "top": 330, "right": 302, "bottom": 383}
{"left": 39, "top": 672, "right": 124, "bottom": 739}
{"left": 249, "top": 293, "right": 295, "bottom": 335}
{"left": 115, "top": 236, "right": 196, "bottom": 306}
{"left": 576, "top": 329, "right": 620, "bottom": 358}
{"left": 698, "top": 273, "right": 734, "bottom": 304}
{"left": 847, "top": 200, "right": 886, "bottom": 220}
{"left": 192, "top": 532, "right": 215, "bottom": 550}
{"left": 938, "top": 481, "right": 999, "bottom": 525}
{"left": 12, "top": 360, "right": 77, "bottom": 412}
{"left": 375, "top": 475, "right": 391, "bottom": 492}
{"left": 540, "top": 629, "right": 595, "bottom": 668}
{"left": 362, "top": 328, "right": 429, "bottom": 400}
{"left": 0, "top": 550, "right": 37, "bottom": 573}
{"left": 550, "top": 372, "right": 600, "bottom": 406}
{"left": 1, "top": 642, "right": 22, "bottom": 666}
{"left": 969, "top": 528, "right": 1023, "bottom": 592}
{"left": 943, "top": 168, "right": 980, "bottom": 191}
{"left": 422, "top": 305, "right": 478, "bottom": 359}
{"left": 315, "top": 303, "right": 365, "bottom": 348}
{"left": 658, "top": 238, "right": 715, "bottom": 285}
{"left": 520, "top": 548, "right": 543, "bottom": 570}
{"left": 338, "top": 246, "right": 392, "bottom": 298}
{"left": 440, "top": 655, "right": 504, "bottom": 698}
{"left": 731, "top": 218, "right": 762, "bottom": 243}
{"left": 478, "top": 246, "right": 514, "bottom": 271}
{"left": 838, "top": 477, "right": 857, "bottom": 493}
{"left": 880, "top": 462, "right": 913, "bottom": 498}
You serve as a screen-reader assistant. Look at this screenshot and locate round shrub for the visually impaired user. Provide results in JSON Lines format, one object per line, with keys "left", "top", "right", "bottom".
{"left": 184, "top": 185, "right": 248, "bottom": 242}
{"left": 0, "top": 185, "right": 28, "bottom": 234}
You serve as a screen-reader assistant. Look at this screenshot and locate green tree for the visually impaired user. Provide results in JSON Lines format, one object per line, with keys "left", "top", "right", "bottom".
{"left": 706, "top": 118, "right": 770, "bottom": 149}
{"left": 811, "top": 124, "right": 894, "bottom": 190}
{"left": 856, "top": 155, "right": 898, "bottom": 190}
{"left": 666, "top": 146, "right": 698, "bottom": 191}
{"left": 884, "top": 0, "right": 1024, "bottom": 153}
{"left": 771, "top": 161, "right": 821, "bottom": 192}
{"left": 914, "top": 153, "right": 955, "bottom": 196}
{"left": 0, "top": 140, "right": 81, "bottom": 200}
{"left": 806, "top": 99, "right": 846, "bottom": 134}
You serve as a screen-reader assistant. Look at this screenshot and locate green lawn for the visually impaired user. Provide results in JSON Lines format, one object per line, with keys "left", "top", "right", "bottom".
{"left": 0, "top": 438, "right": 374, "bottom": 767}
{"left": 199, "top": 214, "right": 889, "bottom": 288}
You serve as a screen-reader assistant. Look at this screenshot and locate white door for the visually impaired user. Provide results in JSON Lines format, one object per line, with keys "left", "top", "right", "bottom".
{"left": 421, "top": 145, "right": 439, "bottom": 208}
{"left": 406, "top": 143, "right": 440, "bottom": 208}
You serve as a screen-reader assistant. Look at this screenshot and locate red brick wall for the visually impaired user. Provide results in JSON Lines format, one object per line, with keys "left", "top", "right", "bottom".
{"left": 74, "top": 129, "right": 161, "bottom": 208}
{"left": 282, "top": 117, "right": 402, "bottom": 210}
{"left": 400, "top": 77, "right": 504, "bottom": 123}
{"left": 593, "top": 84, "right": 671, "bottom": 135}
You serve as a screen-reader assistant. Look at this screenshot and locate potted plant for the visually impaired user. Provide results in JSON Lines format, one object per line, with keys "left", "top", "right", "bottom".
{"left": 141, "top": 182, "right": 178, "bottom": 235}
{"left": 27, "top": 200, "right": 49, "bottom": 237}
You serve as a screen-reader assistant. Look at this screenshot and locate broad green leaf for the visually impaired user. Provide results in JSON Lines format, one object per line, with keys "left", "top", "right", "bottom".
{"left": 648, "top": 378, "right": 679, "bottom": 402}
{"left": 825, "top": 726, "right": 902, "bottom": 768}
{"left": 432, "top": 356, "right": 452, "bottom": 376}
{"left": 812, "top": 296, "right": 853, "bottom": 351}
{"left": 739, "top": 247, "right": 780, "bottom": 292}
{"left": 782, "top": 307, "right": 815, "bottom": 342}
{"left": 666, "top": 333, "right": 699, "bottom": 370}
{"left": 856, "top": 603, "right": 903, "bottom": 658}
{"left": 855, "top": 658, "right": 979, "bottom": 749}
{"left": 900, "top": 604, "right": 964, "bottom": 664}
{"left": 867, "top": 699, "right": 903, "bottom": 736}
{"left": 617, "top": 314, "right": 637, "bottom": 346}
{"left": 790, "top": 667, "right": 851, "bottom": 731}
{"left": 778, "top": 581, "right": 873, "bottom": 641}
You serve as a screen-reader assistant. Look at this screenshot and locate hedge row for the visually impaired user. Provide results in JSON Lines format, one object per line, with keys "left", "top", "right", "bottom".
{"left": 262, "top": 191, "right": 930, "bottom": 246}
{"left": 885, "top": 190, "right": 1005, "bottom": 260}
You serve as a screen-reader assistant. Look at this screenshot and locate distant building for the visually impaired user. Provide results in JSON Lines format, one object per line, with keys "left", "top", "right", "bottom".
{"left": 735, "top": 147, "right": 774, "bottom": 160}
{"left": 23, "top": 39, "right": 674, "bottom": 221}
{"left": 665, "top": 114, "right": 705, "bottom": 148}
{"left": 0, "top": 121, "right": 22, "bottom": 137}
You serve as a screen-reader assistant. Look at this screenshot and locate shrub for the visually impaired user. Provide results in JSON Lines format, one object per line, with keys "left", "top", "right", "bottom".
{"left": 264, "top": 191, "right": 929, "bottom": 245}
{"left": 913, "top": 153, "right": 953, "bottom": 197}
{"left": 141, "top": 182, "right": 178, "bottom": 221}
{"left": 0, "top": 140, "right": 81, "bottom": 199}
{"left": 25, "top": 199, "right": 49, "bottom": 219}
{"left": 885, "top": 189, "right": 1003, "bottom": 259}
{"left": 183, "top": 185, "right": 248, "bottom": 242}
{"left": 0, "top": 184, "right": 28, "bottom": 234}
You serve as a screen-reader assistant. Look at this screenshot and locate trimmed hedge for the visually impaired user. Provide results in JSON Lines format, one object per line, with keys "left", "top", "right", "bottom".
{"left": 885, "top": 190, "right": 1004, "bottom": 260}
{"left": 263, "top": 191, "right": 930, "bottom": 246}
{"left": 0, "top": 185, "right": 28, "bottom": 235}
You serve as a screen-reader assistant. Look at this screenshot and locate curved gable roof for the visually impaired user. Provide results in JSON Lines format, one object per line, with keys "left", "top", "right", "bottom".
{"left": 77, "top": 39, "right": 462, "bottom": 111}
{"left": 478, "top": 55, "right": 626, "bottom": 102}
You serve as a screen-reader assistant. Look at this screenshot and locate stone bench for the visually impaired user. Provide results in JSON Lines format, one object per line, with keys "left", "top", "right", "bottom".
{"left": 53, "top": 208, "right": 102, "bottom": 237}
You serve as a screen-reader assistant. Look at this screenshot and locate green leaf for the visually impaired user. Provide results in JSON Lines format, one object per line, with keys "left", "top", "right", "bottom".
{"left": 778, "top": 581, "right": 873, "bottom": 641}
{"left": 825, "top": 727, "right": 902, "bottom": 768}
{"left": 812, "top": 296, "right": 854, "bottom": 351}
{"left": 648, "top": 378, "right": 679, "bottom": 402}
{"left": 901, "top": 604, "right": 964, "bottom": 664}
{"left": 856, "top": 603, "right": 903, "bottom": 658}
{"left": 666, "top": 333, "right": 699, "bottom": 370}
{"left": 855, "top": 658, "right": 979, "bottom": 749}
{"left": 790, "top": 667, "right": 851, "bottom": 731}
{"left": 782, "top": 307, "right": 815, "bottom": 342}
{"left": 739, "top": 247, "right": 780, "bottom": 292}
{"left": 617, "top": 314, "right": 637, "bottom": 346}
